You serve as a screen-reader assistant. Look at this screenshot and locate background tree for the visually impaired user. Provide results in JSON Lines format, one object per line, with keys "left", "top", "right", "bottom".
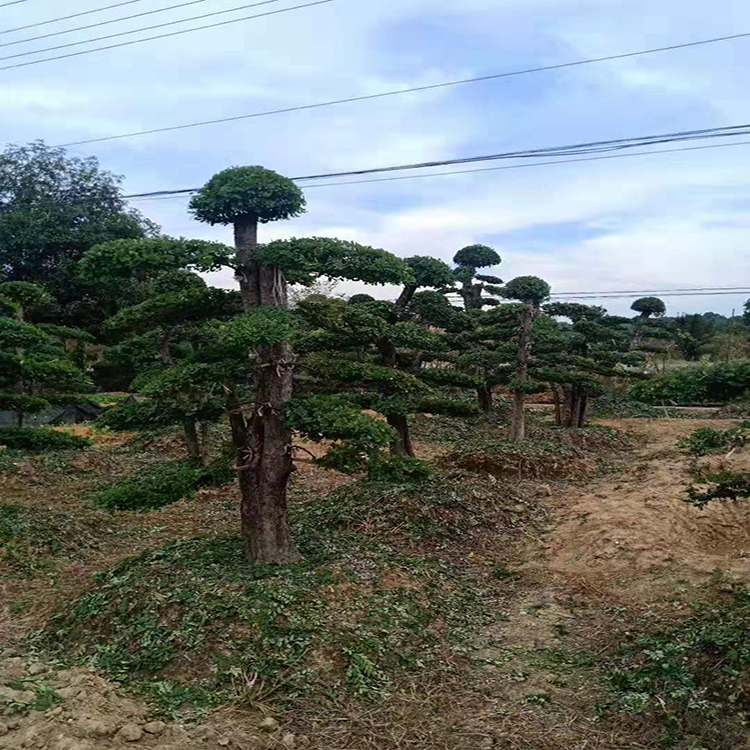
{"left": 0, "top": 142, "right": 158, "bottom": 330}
{"left": 631, "top": 296, "right": 667, "bottom": 319}
{"left": 452, "top": 244, "right": 503, "bottom": 310}
{"left": 502, "top": 276, "right": 551, "bottom": 441}
{"left": 0, "top": 282, "right": 92, "bottom": 427}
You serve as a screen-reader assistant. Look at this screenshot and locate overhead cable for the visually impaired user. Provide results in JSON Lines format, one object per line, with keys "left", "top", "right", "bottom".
{"left": 56, "top": 29, "right": 750, "bottom": 148}
{"left": 0, "top": 0, "right": 335, "bottom": 71}
{"left": 0, "top": 0, "right": 209, "bottom": 49}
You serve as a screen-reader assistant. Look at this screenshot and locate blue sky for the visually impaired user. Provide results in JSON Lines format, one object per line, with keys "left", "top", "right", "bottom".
{"left": 2, "top": 0, "right": 750, "bottom": 315}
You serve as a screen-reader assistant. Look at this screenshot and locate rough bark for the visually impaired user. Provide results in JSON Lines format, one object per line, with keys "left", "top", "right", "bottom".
{"left": 395, "top": 283, "right": 418, "bottom": 313}
{"left": 552, "top": 385, "right": 563, "bottom": 427}
{"left": 231, "top": 217, "right": 300, "bottom": 564}
{"left": 199, "top": 421, "right": 210, "bottom": 465}
{"left": 509, "top": 301, "right": 535, "bottom": 442}
{"left": 183, "top": 417, "right": 202, "bottom": 463}
{"left": 387, "top": 413, "right": 415, "bottom": 458}
{"left": 477, "top": 383, "right": 493, "bottom": 413}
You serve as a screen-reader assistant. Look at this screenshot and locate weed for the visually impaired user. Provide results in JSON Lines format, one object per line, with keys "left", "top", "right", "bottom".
{"left": 603, "top": 586, "right": 750, "bottom": 748}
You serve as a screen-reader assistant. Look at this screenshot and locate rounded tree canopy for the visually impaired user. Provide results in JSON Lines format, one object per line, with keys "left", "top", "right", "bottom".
{"left": 502, "top": 276, "right": 551, "bottom": 304}
{"left": 453, "top": 244, "right": 501, "bottom": 270}
{"left": 348, "top": 294, "right": 377, "bottom": 305}
{"left": 189, "top": 166, "right": 306, "bottom": 226}
{"left": 0, "top": 281, "right": 51, "bottom": 310}
{"left": 404, "top": 256, "right": 456, "bottom": 289}
{"left": 631, "top": 296, "right": 666, "bottom": 318}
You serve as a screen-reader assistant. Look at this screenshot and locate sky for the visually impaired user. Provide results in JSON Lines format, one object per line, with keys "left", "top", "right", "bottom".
{"left": 2, "top": 0, "right": 750, "bottom": 315}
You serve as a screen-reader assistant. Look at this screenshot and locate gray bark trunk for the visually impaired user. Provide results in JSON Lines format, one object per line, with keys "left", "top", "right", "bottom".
{"left": 387, "top": 413, "right": 415, "bottom": 458}
{"left": 231, "top": 215, "right": 300, "bottom": 564}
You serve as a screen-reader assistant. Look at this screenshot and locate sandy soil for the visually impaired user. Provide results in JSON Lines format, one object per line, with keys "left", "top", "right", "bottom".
{"left": 542, "top": 418, "right": 750, "bottom": 599}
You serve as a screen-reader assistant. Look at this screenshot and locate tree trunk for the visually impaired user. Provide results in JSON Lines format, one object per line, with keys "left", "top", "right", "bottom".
{"left": 387, "top": 413, "right": 414, "bottom": 457}
{"left": 552, "top": 385, "right": 563, "bottom": 427}
{"left": 159, "top": 330, "right": 174, "bottom": 365}
{"left": 576, "top": 391, "right": 589, "bottom": 428}
{"left": 231, "top": 218, "right": 300, "bottom": 563}
{"left": 395, "top": 283, "right": 418, "bottom": 313}
{"left": 509, "top": 301, "right": 534, "bottom": 442}
{"left": 183, "top": 418, "right": 201, "bottom": 463}
{"left": 199, "top": 421, "right": 210, "bottom": 465}
{"left": 242, "top": 338, "right": 300, "bottom": 563}
{"left": 477, "top": 383, "right": 493, "bottom": 413}
{"left": 234, "top": 217, "right": 260, "bottom": 309}
{"left": 376, "top": 337, "right": 398, "bottom": 368}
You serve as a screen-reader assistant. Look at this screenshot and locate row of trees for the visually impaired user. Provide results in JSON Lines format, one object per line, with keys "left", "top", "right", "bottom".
{"left": 0, "top": 143, "right": 700, "bottom": 566}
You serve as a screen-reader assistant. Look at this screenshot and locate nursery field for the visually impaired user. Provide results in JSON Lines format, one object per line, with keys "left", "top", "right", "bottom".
{"left": 2, "top": 406, "right": 749, "bottom": 750}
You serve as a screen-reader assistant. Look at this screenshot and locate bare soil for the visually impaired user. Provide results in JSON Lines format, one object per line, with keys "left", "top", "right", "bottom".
{"left": 2, "top": 417, "right": 750, "bottom": 749}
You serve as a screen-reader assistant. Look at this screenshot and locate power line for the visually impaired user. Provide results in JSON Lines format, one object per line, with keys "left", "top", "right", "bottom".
{"left": 0, "top": 0, "right": 335, "bottom": 71}
{"left": 0, "top": 0, "right": 209, "bottom": 50}
{"left": 551, "top": 290, "right": 750, "bottom": 300}
{"left": 56, "top": 29, "right": 750, "bottom": 149}
{"left": 551, "top": 286, "right": 750, "bottom": 296}
{"left": 114, "top": 122, "right": 750, "bottom": 201}
{"left": 0, "top": 0, "right": 30, "bottom": 8}
{"left": 1, "top": 1, "right": 148, "bottom": 36}
{"left": 0, "top": 0, "right": 302, "bottom": 62}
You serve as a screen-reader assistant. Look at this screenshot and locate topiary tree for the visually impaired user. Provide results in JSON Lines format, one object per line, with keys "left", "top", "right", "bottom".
{"left": 452, "top": 244, "right": 503, "bottom": 310}
{"left": 189, "top": 167, "right": 307, "bottom": 563}
{"left": 631, "top": 296, "right": 667, "bottom": 319}
{"left": 542, "top": 302, "right": 643, "bottom": 427}
{"left": 0, "top": 281, "right": 93, "bottom": 427}
{"left": 294, "top": 295, "right": 477, "bottom": 459}
{"left": 395, "top": 256, "right": 455, "bottom": 312}
{"left": 499, "top": 277, "right": 551, "bottom": 440}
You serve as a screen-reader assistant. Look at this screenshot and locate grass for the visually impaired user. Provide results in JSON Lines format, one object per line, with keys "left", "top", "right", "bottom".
{"left": 442, "top": 425, "right": 631, "bottom": 480}
{"left": 0, "top": 503, "right": 108, "bottom": 577}
{"left": 41, "top": 533, "right": 492, "bottom": 718}
{"left": 602, "top": 585, "right": 750, "bottom": 748}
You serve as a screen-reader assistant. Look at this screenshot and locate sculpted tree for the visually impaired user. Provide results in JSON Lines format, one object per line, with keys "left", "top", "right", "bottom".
{"left": 503, "top": 276, "right": 551, "bottom": 441}
{"left": 396, "top": 256, "right": 455, "bottom": 312}
{"left": 452, "top": 244, "right": 503, "bottom": 310}
{"left": 543, "top": 302, "right": 641, "bottom": 427}
{"left": 0, "top": 282, "right": 92, "bottom": 427}
{"left": 189, "top": 167, "right": 306, "bottom": 563}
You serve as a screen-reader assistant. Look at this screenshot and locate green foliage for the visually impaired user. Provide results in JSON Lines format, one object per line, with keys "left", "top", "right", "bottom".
{"left": 286, "top": 395, "right": 395, "bottom": 472}
{"left": 0, "top": 503, "right": 107, "bottom": 577}
{"left": 211, "top": 307, "right": 299, "bottom": 352}
{"left": 78, "top": 237, "right": 233, "bottom": 282}
{"left": 0, "top": 281, "right": 51, "bottom": 311}
{"left": 589, "top": 393, "right": 662, "bottom": 419}
{"left": 0, "top": 427, "right": 92, "bottom": 451}
{"left": 605, "top": 587, "right": 750, "bottom": 747}
{"left": 96, "top": 399, "right": 172, "bottom": 431}
{"left": 42, "top": 532, "right": 484, "bottom": 715}
{"left": 189, "top": 165, "right": 306, "bottom": 225}
{"left": 0, "top": 317, "right": 50, "bottom": 348}
{"left": 502, "top": 276, "right": 551, "bottom": 304}
{"left": 679, "top": 426, "right": 734, "bottom": 456}
{"left": 453, "top": 244, "right": 501, "bottom": 269}
{"left": 629, "top": 361, "right": 750, "bottom": 405}
{"left": 255, "top": 237, "right": 413, "bottom": 286}
{"left": 0, "top": 142, "right": 156, "bottom": 301}
{"left": 0, "top": 393, "right": 48, "bottom": 413}
{"left": 403, "top": 256, "right": 455, "bottom": 288}
{"left": 631, "top": 296, "right": 666, "bottom": 318}
{"left": 366, "top": 454, "right": 433, "bottom": 483}
{"left": 685, "top": 471, "right": 750, "bottom": 508}
{"left": 90, "top": 460, "right": 212, "bottom": 512}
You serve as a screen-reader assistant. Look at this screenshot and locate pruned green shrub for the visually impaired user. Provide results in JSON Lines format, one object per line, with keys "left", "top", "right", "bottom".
{"left": 0, "top": 427, "right": 92, "bottom": 451}
{"left": 92, "top": 461, "right": 201, "bottom": 512}
{"left": 96, "top": 399, "right": 177, "bottom": 431}
{"left": 685, "top": 470, "right": 750, "bottom": 508}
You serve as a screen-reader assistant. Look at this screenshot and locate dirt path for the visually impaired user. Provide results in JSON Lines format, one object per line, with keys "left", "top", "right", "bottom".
{"left": 542, "top": 418, "right": 750, "bottom": 600}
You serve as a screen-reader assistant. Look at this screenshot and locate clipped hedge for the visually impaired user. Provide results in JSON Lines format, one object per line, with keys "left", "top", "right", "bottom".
{"left": 629, "top": 361, "right": 750, "bottom": 405}
{"left": 0, "top": 427, "right": 92, "bottom": 451}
